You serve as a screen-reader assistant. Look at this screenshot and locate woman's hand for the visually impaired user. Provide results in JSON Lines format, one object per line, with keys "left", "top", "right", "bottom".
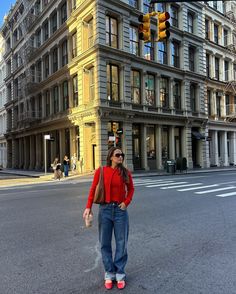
{"left": 83, "top": 208, "right": 92, "bottom": 219}
{"left": 118, "top": 202, "right": 126, "bottom": 210}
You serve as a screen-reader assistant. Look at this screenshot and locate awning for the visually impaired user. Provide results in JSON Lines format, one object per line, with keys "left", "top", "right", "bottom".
{"left": 192, "top": 131, "right": 205, "bottom": 140}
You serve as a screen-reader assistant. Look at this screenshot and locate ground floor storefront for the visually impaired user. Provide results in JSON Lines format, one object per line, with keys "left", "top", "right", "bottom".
{"left": 5, "top": 119, "right": 212, "bottom": 172}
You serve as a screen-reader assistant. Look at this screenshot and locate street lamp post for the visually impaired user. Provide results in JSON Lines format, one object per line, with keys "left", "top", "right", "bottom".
{"left": 44, "top": 134, "right": 51, "bottom": 175}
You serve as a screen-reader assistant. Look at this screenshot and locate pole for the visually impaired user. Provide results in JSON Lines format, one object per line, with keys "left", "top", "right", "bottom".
{"left": 44, "top": 137, "right": 47, "bottom": 175}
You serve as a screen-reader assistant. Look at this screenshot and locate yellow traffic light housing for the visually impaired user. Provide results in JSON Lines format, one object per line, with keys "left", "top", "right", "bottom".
{"left": 138, "top": 14, "right": 151, "bottom": 42}
{"left": 157, "top": 12, "right": 170, "bottom": 42}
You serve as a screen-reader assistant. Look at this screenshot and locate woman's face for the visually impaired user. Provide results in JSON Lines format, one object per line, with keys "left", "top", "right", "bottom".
{"left": 111, "top": 149, "right": 125, "bottom": 165}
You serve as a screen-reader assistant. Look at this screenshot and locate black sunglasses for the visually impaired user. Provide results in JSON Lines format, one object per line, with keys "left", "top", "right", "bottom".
{"left": 114, "top": 153, "right": 125, "bottom": 158}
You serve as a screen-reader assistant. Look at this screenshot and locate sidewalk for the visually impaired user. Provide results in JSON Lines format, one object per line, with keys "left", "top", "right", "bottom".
{"left": 0, "top": 166, "right": 236, "bottom": 188}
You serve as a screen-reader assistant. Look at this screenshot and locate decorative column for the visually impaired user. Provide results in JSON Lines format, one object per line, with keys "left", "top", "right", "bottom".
{"left": 169, "top": 78, "right": 174, "bottom": 114}
{"left": 229, "top": 132, "right": 236, "bottom": 165}
{"left": 169, "top": 126, "right": 175, "bottom": 159}
{"left": 212, "top": 130, "right": 219, "bottom": 166}
{"left": 140, "top": 124, "right": 148, "bottom": 170}
{"left": 221, "top": 131, "right": 228, "bottom": 166}
{"left": 123, "top": 120, "right": 133, "bottom": 171}
{"left": 156, "top": 73, "right": 160, "bottom": 108}
{"left": 35, "top": 134, "right": 42, "bottom": 170}
{"left": 155, "top": 125, "right": 162, "bottom": 169}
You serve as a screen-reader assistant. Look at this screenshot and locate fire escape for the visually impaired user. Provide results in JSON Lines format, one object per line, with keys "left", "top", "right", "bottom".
{"left": 17, "top": 0, "right": 41, "bottom": 126}
{"left": 224, "top": 1, "right": 236, "bottom": 122}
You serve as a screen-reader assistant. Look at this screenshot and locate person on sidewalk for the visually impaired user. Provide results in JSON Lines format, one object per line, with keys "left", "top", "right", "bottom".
{"left": 63, "top": 155, "right": 70, "bottom": 177}
{"left": 71, "top": 153, "right": 77, "bottom": 174}
{"left": 52, "top": 157, "right": 62, "bottom": 180}
{"left": 83, "top": 147, "right": 134, "bottom": 290}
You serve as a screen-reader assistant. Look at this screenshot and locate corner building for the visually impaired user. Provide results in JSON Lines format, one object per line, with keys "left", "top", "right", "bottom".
{"left": 2, "top": 0, "right": 209, "bottom": 172}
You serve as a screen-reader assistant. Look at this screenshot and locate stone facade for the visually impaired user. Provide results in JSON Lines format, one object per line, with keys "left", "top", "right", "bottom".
{"left": 0, "top": 0, "right": 235, "bottom": 173}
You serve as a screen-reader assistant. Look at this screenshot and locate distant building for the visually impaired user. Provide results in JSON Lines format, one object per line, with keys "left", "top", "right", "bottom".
{"left": 0, "top": 33, "right": 7, "bottom": 168}
{"left": 0, "top": 0, "right": 235, "bottom": 172}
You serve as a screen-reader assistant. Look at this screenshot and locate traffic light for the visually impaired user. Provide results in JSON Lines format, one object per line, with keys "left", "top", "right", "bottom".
{"left": 157, "top": 12, "right": 170, "bottom": 42}
{"left": 138, "top": 13, "right": 151, "bottom": 42}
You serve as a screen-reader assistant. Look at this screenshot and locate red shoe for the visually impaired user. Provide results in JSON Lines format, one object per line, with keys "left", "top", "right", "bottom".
{"left": 117, "top": 280, "right": 126, "bottom": 290}
{"left": 104, "top": 280, "right": 113, "bottom": 290}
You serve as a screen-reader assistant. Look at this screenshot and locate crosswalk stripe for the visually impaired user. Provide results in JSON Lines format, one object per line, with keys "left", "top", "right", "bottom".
{"left": 195, "top": 186, "right": 236, "bottom": 194}
{"left": 161, "top": 183, "right": 202, "bottom": 189}
{"left": 146, "top": 181, "right": 187, "bottom": 188}
{"left": 177, "top": 184, "right": 218, "bottom": 191}
{"left": 216, "top": 191, "right": 236, "bottom": 197}
{"left": 134, "top": 179, "right": 169, "bottom": 186}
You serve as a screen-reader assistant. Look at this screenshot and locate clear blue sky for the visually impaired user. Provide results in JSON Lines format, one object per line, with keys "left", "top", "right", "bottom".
{"left": 0, "top": 0, "right": 16, "bottom": 27}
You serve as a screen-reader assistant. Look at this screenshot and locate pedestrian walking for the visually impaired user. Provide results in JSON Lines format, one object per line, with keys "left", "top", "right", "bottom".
{"left": 71, "top": 153, "right": 77, "bottom": 174}
{"left": 63, "top": 155, "right": 70, "bottom": 177}
{"left": 52, "top": 157, "right": 62, "bottom": 180}
{"left": 83, "top": 147, "right": 134, "bottom": 290}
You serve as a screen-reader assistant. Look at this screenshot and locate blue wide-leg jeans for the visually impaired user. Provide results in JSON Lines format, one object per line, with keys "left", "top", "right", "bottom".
{"left": 98, "top": 203, "right": 129, "bottom": 281}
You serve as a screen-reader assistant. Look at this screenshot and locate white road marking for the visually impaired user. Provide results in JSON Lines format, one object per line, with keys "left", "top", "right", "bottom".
{"left": 146, "top": 181, "right": 187, "bottom": 188}
{"left": 195, "top": 186, "right": 236, "bottom": 194}
{"left": 161, "top": 183, "right": 202, "bottom": 189}
{"left": 216, "top": 191, "right": 236, "bottom": 197}
{"left": 177, "top": 184, "right": 218, "bottom": 191}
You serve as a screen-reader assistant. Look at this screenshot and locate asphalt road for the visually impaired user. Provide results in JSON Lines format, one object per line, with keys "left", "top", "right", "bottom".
{"left": 1, "top": 171, "right": 236, "bottom": 294}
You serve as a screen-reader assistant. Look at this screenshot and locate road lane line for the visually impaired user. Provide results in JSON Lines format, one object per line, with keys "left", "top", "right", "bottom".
{"left": 146, "top": 181, "right": 187, "bottom": 187}
{"left": 161, "top": 183, "right": 202, "bottom": 189}
{"left": 177, "top": 184, "right": 218, "bottom": 191}
{"left": 135, "top": 180, "right": 172, "bottom": 186}
{"left": 195, "top": 186, "right": 236, "bottom": 194}
{"left": 216, "top": 191, "right": 236, "bottom": 197}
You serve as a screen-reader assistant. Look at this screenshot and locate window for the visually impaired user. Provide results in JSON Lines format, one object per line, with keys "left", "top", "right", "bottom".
{"left": 206, "top": 54, "right": 210, "bottom": 78}
{"left": 131, "top": 70, "right": 141, "bottom": 104}
{"left": 61, "top": 3, "right": 67, "bottom": 24}
{"left": 106, "top": 16, "right": 118, "bottom": 48}
{"left": 207, "top": 90, "right": 211, "bottom": 115}
{"left": 170, "top": 5, "right": 178, "bottom": 28}
{"left": 157, "top": 3, "right": 166, "bottom": 12}
{"left": 43, "top": 21, "right": 49, "bottom": 41}
{"left": 63, "top": 81, "right": 69, "bottom": 110}
{"left": 190, "top": 84, "right": 196, "bottom": 111}
{"left": 225, "top": 60, "right": 229, "bottom": 81}
{"left": 72, "top": 32, "right": 77, "bottom": 58}
{"left": 215, "top": 57, "right": 219, "bottom": 80}
{"left": 46, "top": 90, "right": 50, "bottom": 116}
{"left": 37, "top": 60, "right": 42, "bottom": 82}
{"left": 143, "top": 0, "right": 154, "bottom": 14}
{"left": 73, "top": 75, "right": 78, "bottom": 107}
{"left": 158, "top": 41, "right": 167, "bottom": 64}
{"left": 36, "top": 29, "right": 41, "bottom": 47}
{"left": 88, "top": 18, "right": 94, "bottom": 47}
{"left": 216, "top": 94, "right": 221, "bottom": 117}
{"left": 129, "top": 0, "right": 138, "bottom": 9}
{"left": 107, "top": 64, "right": 119, "bottom": 101}
{"left": 52, "top": 48, "right": 58, "bottom": 73}
{"left": 144, "top": 35, "right": 154, "bottom": 61}
{"left": 72, "top": 0, "right": 76, "bottom": 10}
{"left": 51, "top": 12, "right": 57, "bottom": 33}
{"left": 225, "top": 94, "right": 230, "bottom": 116}
{"left": 214, "top": 24, "right": 219, "bottom": 44}
{"left": 145, "top": 74, "right": 155, "bottom": 106}
{"left": 189, "top": 47, "right": 195, "bottom": 72}
{"left": 187, "top": 13, "right": 194, "bottom": 33}
{"left": 160, "top": 77, "right": 169, "bottom": 108}
{"left": 44, "top": 54, "right": 49, "bottom": 78}
{"left": 224, "top": 29, "right": 228, "bottom": 46}
{"left": 53, "top": 86, "right": 59, "bottom": 113}
{"left": 62, "top": 40, "right": 68, "bottom": 66}
{"left": 173, "top": 80, "right": 181, "bottom": 110}
{"left": 205, "top": 19, "right": 209, "bottom": 39}
{"left": 89, "top": 67, "right": 95, "bottom": 100}
{"left": 171, "top": 41, "right": 179, "bottom": 68}
{"left": 130, "top": 27, "right": 139, "bottom": 55}
{"left": 213, "top": 1, "right": 217, "bottom": 9}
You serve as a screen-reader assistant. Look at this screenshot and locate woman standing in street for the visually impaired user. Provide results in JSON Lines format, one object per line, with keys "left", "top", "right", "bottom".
{"left": 83, "top": 147, "right": 134, "bottom": 290}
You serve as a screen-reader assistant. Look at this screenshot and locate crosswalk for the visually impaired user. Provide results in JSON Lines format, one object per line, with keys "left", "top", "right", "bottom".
{"left": 133, "top": 178, "right": 236, "bottom": 198}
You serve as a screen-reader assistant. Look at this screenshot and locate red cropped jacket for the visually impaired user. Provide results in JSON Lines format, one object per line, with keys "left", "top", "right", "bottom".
{"left": 86, "top": 166, "right": 134, "bottom": 209}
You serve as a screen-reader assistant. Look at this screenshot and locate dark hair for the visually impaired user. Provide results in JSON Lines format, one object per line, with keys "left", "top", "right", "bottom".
{"left": 106, "top": 147, "right": 129, "bottom": 183}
